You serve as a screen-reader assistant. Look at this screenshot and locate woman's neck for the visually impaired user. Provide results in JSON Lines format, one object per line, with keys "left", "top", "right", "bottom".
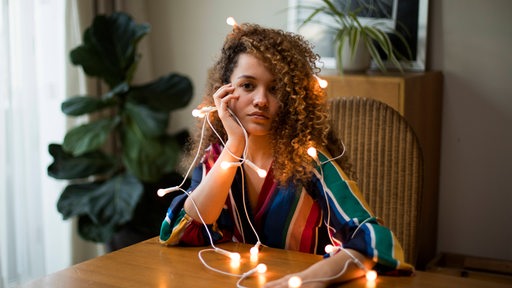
{"left": 246, "top": 135, "right": 273, "bottom": 169}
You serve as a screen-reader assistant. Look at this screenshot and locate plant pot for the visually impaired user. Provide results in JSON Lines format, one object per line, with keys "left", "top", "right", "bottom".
{"left": 336, "top": 38, "right": 371, "bottom": 73}
{"left": 105, "top": 172, "right": 190, "bottom": 252}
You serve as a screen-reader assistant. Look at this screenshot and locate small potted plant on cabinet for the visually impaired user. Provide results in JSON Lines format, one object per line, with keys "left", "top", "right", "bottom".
{"left": 297, "top": 0, "right": 412, "bottom": 74}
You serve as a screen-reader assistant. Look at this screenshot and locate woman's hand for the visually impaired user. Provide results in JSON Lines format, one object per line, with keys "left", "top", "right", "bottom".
{"left": 263, "top": 249, "right": 371, "bottom": 288}
{"left": 213, "top": 83, "right": 244, "bottom": 144}
{"left": 183, "top": 84, "right": 245, "bottom": 224}
{"left": 263, "top": 272, "right": 325, "bottom": 288}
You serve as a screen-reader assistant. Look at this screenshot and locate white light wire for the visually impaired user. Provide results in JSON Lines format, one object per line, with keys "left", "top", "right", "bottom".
{"left": 162, "top": 105, "right": 371, "bottom": 285}
{"left": 160, "top": 107, "right": 265, "bottom": 283}
{"left": 183, "top": 185, "right": 265, "bottom": 284}
{"left": 239, "top": 163, "right": 264, "bottom": 249}
{"left": 312, "top": 146, "right": 374, "bottom": 248}
{"left": 206, "top": 108, "right": 248, "bottom": 162}
{"left": 157, "top": 109, "right": 245, "bottom": 277}
{"left": 310, "top": 153, "right": 338, "bottom": 247}
{"left": 235, "top": 264, "right": 266, "bottom": 288}
{"left": 320, "top": 140, "right": 346, "bottom": 165}
{"left": 197, "top": 249, "right": 240, "bottom": 277}
{"left": 156, "top": 109, "right": 210, "bottom": 196}
{"left": 206, "top": 107, "right": 264, "bottom": 248}
{"left": 202, "top": 107, "right": 247, "bottom": 242}
{"left": 304, "top": 147, "right": 374, "bottom": 285}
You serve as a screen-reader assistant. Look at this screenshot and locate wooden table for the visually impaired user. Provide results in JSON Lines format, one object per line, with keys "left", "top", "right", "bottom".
{"left": 22, "top": 237, "right": 512, "bottom": 287}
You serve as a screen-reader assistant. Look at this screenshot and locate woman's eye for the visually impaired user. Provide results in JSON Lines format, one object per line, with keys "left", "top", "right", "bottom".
{"left": 269, "top": 86, "right": 278, "bottom": 95}
{"left": 240, "top": 82, "right": 255, "bottom": 90}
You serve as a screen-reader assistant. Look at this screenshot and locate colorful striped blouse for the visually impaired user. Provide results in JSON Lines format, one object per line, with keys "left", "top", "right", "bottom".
{"left": 160, "top": 144, "right": 413, "bottom": 273}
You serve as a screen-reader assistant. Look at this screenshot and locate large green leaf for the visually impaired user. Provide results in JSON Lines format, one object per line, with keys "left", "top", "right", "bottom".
{"left": 78, "top": 215, "right": 116, "bottom": 243}
{"left": 61, "top": 96, "right": 115, "bottom": 116}
{"left": 69, "top": 12, "right": 150, "bottom": 88}
{"left": 63, "top": 117, "right": 119, "bottom": 156}
{"left": 47, "top": 144, "right": 116, "bottom": 179}
{"left": 128, "top": 73, "right": 193, "bottom": 112}
{"left": 57, "top": 182, "right": 102, "bottom": 221}
{"left": 124, "top": 102, "right": 169, "bottom": 138}
{"left": 57, "top": 172, "right": 144, "bottom": 227}
{"left": 122, "top": 124, "right": 181, "bottom": 182}
{"left": 153, "top": 135, "right": 183, "bottom": 175}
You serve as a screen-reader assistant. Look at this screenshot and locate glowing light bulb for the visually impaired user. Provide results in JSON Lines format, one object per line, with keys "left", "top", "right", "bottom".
{"left": 157, "top": 186, "right": 179, "bottom": 197}
{"left": 229, "top": 252, "right": 241, "bottom": 262}
{"left": 314, "top": 75, "right": 328, "bottom": 88}
{"left": 307, "top": 147, "right": 317, "bottom": 158}
{"left": 230, "top": 258, "right": 241, "bottom": 269}
{"left": 245, "top": 160, "right": 267, "bottom": 178}
{"left": 256, "top": 263, "right": 267, "bottom": 274}
{"left": 192, "top": 109, "right": 203, "bottom": 118}
{"left": 243, "top": 263, "right": 268, "bottom": 277}
{"left": 221, "top": 161, "right": 240, "bottom": 169}
{"left": 324, "top": 244, "right": 334, "bottom": 254}
{"left": 365, "top": 270, "right": 377, "bottom": 282}
{"left": 214, "top": 248, "right": 241, "bottom": 263}
{"left": 226, "top": 16, "right": 237, "bottom": 26}
{"left": 192, "top": 106, "right": 217, "bottom": 118}
{"left": 221, "top": 161, "right": 231, "bottom": 169}
{"left": 250, "top": 242, "right": 261, "bottom": 256}
{"left": 256, "top": 168, "right": 267, "bottom": 178}
{"left": 250, "top": 246, "right": 258, "bottom": 256}
{"left": 288, "top": 276, "right": 302, "bottom": 288}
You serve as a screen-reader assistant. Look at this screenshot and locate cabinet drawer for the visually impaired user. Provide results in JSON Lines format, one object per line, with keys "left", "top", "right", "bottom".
{"left": 324, "top": 76, "right": 402, "bottom": 113}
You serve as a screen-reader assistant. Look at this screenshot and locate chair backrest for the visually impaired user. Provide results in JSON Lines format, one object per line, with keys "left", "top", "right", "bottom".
{"left": 328, "top": 96, "right": 423, "bottom": 266}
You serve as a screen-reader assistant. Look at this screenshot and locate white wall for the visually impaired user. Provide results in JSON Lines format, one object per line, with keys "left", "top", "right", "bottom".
{"left": 430, "top": 0, "right": 512, "bottom": 261}
{"left": 145, "top": 0, "right": 289, "bottom": 134}
{"left": 143, "top": 0, "right": 512, "bottom": 262}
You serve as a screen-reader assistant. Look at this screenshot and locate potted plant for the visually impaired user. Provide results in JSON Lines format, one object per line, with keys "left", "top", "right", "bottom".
{"left": 297, "top": 0, "right": 412, "bottom": 74}
{"left": 47, "top": 12, "right": 193, "bottom": 249}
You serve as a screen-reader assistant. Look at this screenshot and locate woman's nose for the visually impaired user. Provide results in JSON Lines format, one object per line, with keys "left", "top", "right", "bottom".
{"left": 253, "top": 89, "right": 268, "bottom": 108}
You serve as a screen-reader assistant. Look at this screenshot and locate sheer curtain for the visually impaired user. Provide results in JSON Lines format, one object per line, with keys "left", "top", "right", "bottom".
{"left": 0, "top": 0, "right": 70, "bottom": 286}
{"left": 1, "top": 0, "right": 156, "bottom": 285}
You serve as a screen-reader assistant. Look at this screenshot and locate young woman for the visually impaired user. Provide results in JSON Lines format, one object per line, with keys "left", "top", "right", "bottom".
{"left": 159, "top": 23, "right": 413, "bottom": 287}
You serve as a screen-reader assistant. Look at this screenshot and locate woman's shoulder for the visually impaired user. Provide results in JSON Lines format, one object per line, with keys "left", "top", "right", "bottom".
{"left": 201, "top": 143, "right": 224, "bottom": 167}
{"left": 314, "top": 148, "right": 352, "bottom": 182}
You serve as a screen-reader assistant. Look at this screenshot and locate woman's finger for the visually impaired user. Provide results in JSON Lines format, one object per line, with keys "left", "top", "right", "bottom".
{"left": 213, "top": 83, "right": 234, "bottom": 103}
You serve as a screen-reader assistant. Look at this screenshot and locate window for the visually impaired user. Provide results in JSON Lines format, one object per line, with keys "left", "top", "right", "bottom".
{"left": 0, "top": 0, "right": 70, "bottom": 286}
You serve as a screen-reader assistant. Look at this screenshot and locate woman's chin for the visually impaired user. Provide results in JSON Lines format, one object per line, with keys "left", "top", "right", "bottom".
{"left": 245, "top": 128, "right": 271, "bottom": 137}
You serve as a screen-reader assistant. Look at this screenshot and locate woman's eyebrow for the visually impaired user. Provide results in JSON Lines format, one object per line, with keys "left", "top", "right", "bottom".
{"left": 236, "top": 75, "right": 256, "bottom": 80}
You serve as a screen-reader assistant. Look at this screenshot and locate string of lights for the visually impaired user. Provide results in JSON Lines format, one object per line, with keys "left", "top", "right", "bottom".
{"left": 155, "top": 16, "right": 379, "bottom": 288}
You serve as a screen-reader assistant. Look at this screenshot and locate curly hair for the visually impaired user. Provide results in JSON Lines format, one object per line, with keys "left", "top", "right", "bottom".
{"left": 184, "top": 23, "right": 352, "bottom": 184}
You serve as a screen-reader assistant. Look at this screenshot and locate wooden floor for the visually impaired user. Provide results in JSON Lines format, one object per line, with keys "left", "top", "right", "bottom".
{"left": 426, "top": 253, "right": 512, "bottom": 286}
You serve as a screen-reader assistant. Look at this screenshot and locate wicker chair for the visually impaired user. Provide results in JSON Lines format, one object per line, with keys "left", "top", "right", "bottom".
{"left": 328, "top": 96, "right": 424, "bottom": 266}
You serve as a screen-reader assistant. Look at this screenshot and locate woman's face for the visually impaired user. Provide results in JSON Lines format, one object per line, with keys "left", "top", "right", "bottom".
{"left": 229, "top": 53, "right": 280, "bottom": 136}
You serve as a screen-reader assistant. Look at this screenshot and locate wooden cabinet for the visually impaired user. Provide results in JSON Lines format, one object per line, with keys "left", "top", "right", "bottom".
{"left": 322, "top": 71, "right": 443, "bottom": 269}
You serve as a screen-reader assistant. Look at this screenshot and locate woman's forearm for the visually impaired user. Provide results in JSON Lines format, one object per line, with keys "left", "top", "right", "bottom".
{"left": 302, "top": 249, "right": 373, "bottom": 285}
{"left": 183, "top": 139, "right": 245, "bottom": 224}
{"left": 264, "top": 249, "right": 373, "bottom": 288}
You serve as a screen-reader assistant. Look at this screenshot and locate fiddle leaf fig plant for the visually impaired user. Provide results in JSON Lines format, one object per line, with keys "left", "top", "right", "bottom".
{"left": 48, "top": 12, "right": 193, "bottom": 243}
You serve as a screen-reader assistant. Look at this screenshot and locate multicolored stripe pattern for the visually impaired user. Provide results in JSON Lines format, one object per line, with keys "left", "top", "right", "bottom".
{"left": 159, "top": 145, "right": 413, "bottom": 273}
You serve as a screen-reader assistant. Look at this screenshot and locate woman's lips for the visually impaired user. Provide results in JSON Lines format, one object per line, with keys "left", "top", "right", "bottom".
{"left": 248, "top": 112, "right": 269, "bottom": 119}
